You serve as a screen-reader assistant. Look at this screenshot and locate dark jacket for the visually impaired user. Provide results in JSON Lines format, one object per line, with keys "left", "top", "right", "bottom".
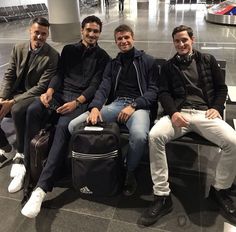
{"left": 0, "top": 42, "right": 59, "bottom": 103}
{"left": 89, "top": 48, "right": 159, "bottom": 112}
{"left": 49, "top": 41, "right": 111, "bottom": 102}
{"left": 159, "top": 49, "right": 228, "bottom": 117}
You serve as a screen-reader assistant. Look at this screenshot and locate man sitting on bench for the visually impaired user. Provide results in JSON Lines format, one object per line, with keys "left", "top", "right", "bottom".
{"left": 138, "top": 25, "right": 236, "bottom": 226}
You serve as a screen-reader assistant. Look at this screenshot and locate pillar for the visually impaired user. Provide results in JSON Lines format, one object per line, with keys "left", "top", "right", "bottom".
{"left": 47, "top": 0, "right": 81, "bottom": 42}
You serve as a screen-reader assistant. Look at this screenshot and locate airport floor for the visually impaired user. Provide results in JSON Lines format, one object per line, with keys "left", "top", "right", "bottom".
{"left": 1, "top": 0, "right": 236, "bottom": 231}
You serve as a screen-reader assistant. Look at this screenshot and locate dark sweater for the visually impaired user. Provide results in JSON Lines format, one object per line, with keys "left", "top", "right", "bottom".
{"left": 116, "top": 48, "right": 140, "bottom": 99}
{"left": 49, "top": 41, "right": 110, "bottom": 102}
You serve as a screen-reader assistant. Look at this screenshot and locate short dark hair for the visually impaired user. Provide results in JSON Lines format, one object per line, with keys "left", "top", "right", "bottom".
{"left": 31, "top": 17, "right": 50, "bottom": 27}
{"left": 172, "top": 25, "right": 193, "bottom": 39}
{"left": 81, "top": 15, "right": 102, "bottom": 32}
{"left": 114, "top": 24, "right": 134, "bottom": 39}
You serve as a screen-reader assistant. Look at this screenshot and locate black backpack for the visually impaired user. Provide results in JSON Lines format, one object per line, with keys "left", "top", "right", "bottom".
{"left": 71, "top": 122, "right": 124, "bottom": 196}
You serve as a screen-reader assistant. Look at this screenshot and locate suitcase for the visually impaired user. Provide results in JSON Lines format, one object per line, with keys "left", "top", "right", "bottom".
{"left": 71, "top": 122, "right": 123, "bottom": 196}
{"left": 29, "top": 125, "right": 55, "bottom": 186}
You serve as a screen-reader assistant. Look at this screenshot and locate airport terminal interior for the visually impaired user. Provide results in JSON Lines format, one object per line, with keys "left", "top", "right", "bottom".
{"left": 1, "top": 0, "right": 236, "bottom": 231}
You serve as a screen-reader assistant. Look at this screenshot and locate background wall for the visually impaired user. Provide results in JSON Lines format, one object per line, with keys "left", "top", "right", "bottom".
{"left": 0, "top": 0, "right": 47, "bottom": 7}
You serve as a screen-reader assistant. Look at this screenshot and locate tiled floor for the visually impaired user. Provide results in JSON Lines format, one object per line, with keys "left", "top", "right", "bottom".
{"left": 1, "top": 0, "right": 236, "bottom": 231}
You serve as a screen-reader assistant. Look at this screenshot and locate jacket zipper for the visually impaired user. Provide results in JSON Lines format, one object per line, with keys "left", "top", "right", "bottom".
{"left": 114, "top": 62, "right": 144, "bottom": 97}
{"left": 133, "top": 61, "right": 143, "bottom": 96}
{"left": 114, "top": 66, "right": 122, "bottom": 93}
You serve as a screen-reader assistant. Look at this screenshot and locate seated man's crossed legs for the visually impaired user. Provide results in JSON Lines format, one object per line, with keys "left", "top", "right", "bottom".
{"left": 7, "top": 97, "right": 36, "bottom": 193}
{"left": 8, "top": 98, "right": 53, "bottom": 193}
{"left": 0, "top": 126, "right": 15, "bottom": 168}
{"left": 9, "top": 98, "right": 87, "bottom": 218}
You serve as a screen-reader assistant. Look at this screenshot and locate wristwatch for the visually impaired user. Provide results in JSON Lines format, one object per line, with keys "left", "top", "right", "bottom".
{"left": 75, "top": 98, "right": 81, "bottom": 108}
{"left": 130, "top": 101, "right": 137, "bottom": 109}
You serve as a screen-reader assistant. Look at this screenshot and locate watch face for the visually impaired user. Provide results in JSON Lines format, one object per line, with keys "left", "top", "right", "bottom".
{"left": 131, "top": 102, "right": 137, "bottom": 108}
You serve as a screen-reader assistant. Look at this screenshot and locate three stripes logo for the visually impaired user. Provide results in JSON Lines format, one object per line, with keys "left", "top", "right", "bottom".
{"left": 80, "top": 186, "right": 93, "bottom": 194}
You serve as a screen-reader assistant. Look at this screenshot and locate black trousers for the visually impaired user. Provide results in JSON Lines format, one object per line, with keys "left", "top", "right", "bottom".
{"left": 0, "top": 97, "right": 36, "bottom": 152}
{"left": 25, "top": 97, "right": 88, "bottom": 192}
{"left": 0, "top": 127, "right": 9, "bottom": 148}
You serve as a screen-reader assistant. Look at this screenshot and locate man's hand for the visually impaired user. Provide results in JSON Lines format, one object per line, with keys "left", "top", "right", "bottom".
{"left": 171, "top": 112, "right": 189, "bottom": 127}
{"left": 87, "top": 108, "right": 103, "bottom": 125}
{"left": 0, "top": 99, "right": 14, "bottom": 120}
{"left": 117, "top": 105, "right": 135, "bottom": 123}
{"left": 40, "top": 92, "right": 53, "bottom": 108}
{"left": 205, "top": 108, "right": 222, "bottom": 119}
{"left": 40, "top": 88, "right": 54, "bottom": 108}
{"left": 56, "top": 101, "right": 77, "bottom": 115}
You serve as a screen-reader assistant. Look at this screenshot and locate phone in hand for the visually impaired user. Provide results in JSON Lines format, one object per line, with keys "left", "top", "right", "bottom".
{"left": 48, "top": 98, "right": 60, "bottom": 111}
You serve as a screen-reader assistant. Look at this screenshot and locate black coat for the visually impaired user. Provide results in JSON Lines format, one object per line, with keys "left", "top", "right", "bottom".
{"left": 159, "top": 49, "right": 227, "bottom": 117}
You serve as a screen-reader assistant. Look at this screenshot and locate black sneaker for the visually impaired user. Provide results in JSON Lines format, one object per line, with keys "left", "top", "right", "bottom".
{"left": 209, "top": 186, "right": 236, "bottom": 224}
{"left": 138, "top": 195, "right": 173, "bottom": 226}
{"left": 226, "top": 184, "right": 236, "bottom": 197}
{"left": 0, "top": 146, "right": 15, "bottom": 168}
{"left": 123, "top": 171, "right": 137, "bottom": 196}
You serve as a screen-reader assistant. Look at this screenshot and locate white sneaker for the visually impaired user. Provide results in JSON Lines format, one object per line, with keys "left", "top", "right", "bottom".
{"left": 8, "top": 166, "right": 26, "bottom": 193}
{"left": 0, "top": 146, "right": 15, "bottom": 168}
{"left": 21, "top": 187, "right": 46, "bottom": 218}
{"left": 10, "top": 152, "right": 24, "bottom": 178}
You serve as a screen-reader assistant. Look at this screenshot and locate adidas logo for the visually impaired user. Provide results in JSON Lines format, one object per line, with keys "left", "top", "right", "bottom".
{"left": 80, "top": 186, "right": 93, "bottom": 194}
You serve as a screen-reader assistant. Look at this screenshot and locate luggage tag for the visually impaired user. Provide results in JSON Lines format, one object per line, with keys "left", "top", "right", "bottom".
{"left": 84, "top": 126, "right": 104, "bottom": 131}
{"left": 84, "top": 122, "right": 107, "bottom": 131}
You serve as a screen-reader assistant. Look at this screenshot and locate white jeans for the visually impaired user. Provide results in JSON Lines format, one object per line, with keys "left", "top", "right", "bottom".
{"left": 149, "top": 109, "right": 236, "bottom": 196}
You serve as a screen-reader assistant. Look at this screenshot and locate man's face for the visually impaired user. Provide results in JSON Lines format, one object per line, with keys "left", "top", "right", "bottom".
{"left": 115, "top": 31, "right": 134, "bottom": 53}
{"left": 173, "top": 30, "right": 194, "bottom": 56}
{"left": 30, "top": 23, "right": 49, "bottom": 50}
{"left": 81, "top": 22, "right": 101, "bottom": 47}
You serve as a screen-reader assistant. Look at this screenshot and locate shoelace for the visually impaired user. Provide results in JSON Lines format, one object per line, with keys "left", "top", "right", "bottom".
{"left": 150, "top": 198, "right": 166, "bottom": 214}
{"left": 33, "top": 191, "right": 45, "bottom": 204}
{"left": 13, "top": 153, "right": 24, "bottom": 160}
{"left": 219, "top": 191, "right": 235, "bottom": 213}
{"left": 0, "top": 149, "right": 5, "bottom": 156}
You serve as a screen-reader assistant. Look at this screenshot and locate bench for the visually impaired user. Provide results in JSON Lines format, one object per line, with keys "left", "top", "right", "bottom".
{"left": 0, "top": 4, "right": 48, "bottom": 23}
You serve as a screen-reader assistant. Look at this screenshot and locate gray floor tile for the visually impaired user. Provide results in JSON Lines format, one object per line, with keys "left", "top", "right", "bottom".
{"left": 108, "top": 219, "right": 167, "bottom": 232}
{"left": 12, "top": 208, "right": 110, "bottom": 232}
{"left": 44, "top": 187, "right": 119, "bottom": 219}
{"left": 0, "top": 198, "right": 25, "bottom": 232}
{"left": 0, "top": 164, "right": 23, "bottom": 201}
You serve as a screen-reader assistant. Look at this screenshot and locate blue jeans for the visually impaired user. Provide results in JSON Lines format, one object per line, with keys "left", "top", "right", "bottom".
{"left": 69, "top": 98, "right": 150, "bottom": 171}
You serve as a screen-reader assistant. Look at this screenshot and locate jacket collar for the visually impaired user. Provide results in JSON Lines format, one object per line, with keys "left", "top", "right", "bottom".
{"left": 115, "top": 47, "right": 144, "bottom": 62}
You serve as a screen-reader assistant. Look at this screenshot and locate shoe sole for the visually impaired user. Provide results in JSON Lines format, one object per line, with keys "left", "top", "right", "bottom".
{"left": 123, "top": 187, "right": 137, "bottom": 197}
{"left": 138, "top": 205, "right": 173, "bottom": 227}
{"left": 0, "top": 158, "right": 13, "bottom": 168}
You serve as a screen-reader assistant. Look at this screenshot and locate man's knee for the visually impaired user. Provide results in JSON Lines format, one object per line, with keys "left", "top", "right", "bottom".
{"left": 27, "top": 99, "right": 42, "bottom": 115}
{"left": 130, "top": 129, "right": 148, "bottom": 144}
{"left": 11, "top": 102, "right": 23, "bottom": 118}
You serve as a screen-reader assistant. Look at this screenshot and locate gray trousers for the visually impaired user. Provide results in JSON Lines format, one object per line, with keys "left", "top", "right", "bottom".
{"left": 149, "top": 109, "right": 236, "bottom": 196}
